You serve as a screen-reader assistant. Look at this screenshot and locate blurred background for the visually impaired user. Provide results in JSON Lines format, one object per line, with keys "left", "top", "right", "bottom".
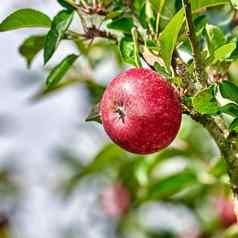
{"left": 0, "top": 1, "right": 238, "bottom": 238}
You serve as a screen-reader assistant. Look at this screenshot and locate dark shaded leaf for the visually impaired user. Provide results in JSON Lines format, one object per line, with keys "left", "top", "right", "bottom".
{"left": 0, "top": 9, "right": 51, "bottom": 31}
{"left": 57, "top": 0, "right": 77, "bottom": 10}
{"left": 44, "top": 10, "right": 74, "bottom": 64}
{"left": 19, "top": 35, "right": 45, "bottom": 68}
{"left": 219, "top": 80, "right": 238, "bottom": 104}
{"left": 107, "top": 17, "right": 133, "bottom": 33}
{"left": 46, "top": 54, "right": 78, "bottom": 88}
{"left": 230, "top": 117, "right": 238, "bottom": 132}
{"left": 194, "top": 15, "right": 208, "bottom": 36}
{"left": 219, "top": 103, "right": 238, "bottom": 117}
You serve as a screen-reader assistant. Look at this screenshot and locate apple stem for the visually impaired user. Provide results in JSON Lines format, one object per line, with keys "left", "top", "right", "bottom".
{"left": 115, "top": 107, "right": 125, "bottom": 123}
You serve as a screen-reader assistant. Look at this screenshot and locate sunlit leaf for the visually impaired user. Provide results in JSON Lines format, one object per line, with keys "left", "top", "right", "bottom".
{"left": 213, "top": 42, "right": 236, "bottom": 63}
{"left": 230, "top": 0, "right": 238, "bottom": 9}
{"left": 205, "top": 24, "right": 225, "bottom": 54}
{"left": 192, "top": 85, "right": 219, "bottom": 114}
{"left": 191, "top": 0, "right": 229, "bottom": 10}
{"left": 159, "top": 0, "right": 180, "bottom": 31}
{"left": 106, "top": 10, "right": 124, "bottom": 19}
{"left": 0, "top": 9, "right": 51, "bottom": 31}
{"left": 159, "top": 9, "right": 184, "bottom": 70}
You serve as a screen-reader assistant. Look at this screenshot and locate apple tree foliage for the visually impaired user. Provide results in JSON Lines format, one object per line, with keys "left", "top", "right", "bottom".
{"left": 2, "top": 0, "right": 238, "bottom": 236}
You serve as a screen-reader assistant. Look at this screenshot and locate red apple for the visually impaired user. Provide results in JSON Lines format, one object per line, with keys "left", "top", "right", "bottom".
{"left": 100, "top": 182, "right": 131, "bottom": 217}
{"left": 100, "top": 68, "right": 182, "bottom": 154}
{"left": 216, "top": 196, "right": 237, "bottom": 227}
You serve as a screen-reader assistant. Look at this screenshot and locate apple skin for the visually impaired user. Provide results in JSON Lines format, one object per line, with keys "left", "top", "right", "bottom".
{"left": 100, "top": 68, "right": 182, "bottom": 154}
{"left": 100, "top": 182, "right": 131, "bottom": 217}
{"left": 216, "top": 196, "right": 237, "bottom": 227}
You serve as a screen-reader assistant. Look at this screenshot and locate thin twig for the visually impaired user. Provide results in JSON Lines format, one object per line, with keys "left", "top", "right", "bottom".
{"left": 76, "top": 10, "right": 88, "bottom": 32}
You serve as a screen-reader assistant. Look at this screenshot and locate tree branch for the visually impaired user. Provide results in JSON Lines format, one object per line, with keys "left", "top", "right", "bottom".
{"left": 183, "top": 106, "right": 238, "bottom": 213}
{"left": 182, "top": 0, "right": 208, "bottom": 88}
{"left": 182, "top": 1, "right": 238, "bottom": 202}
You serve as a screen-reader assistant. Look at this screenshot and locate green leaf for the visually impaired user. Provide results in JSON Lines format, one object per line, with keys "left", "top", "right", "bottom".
{"left": 220, "top": 80, "right": 238, "bottom": 104}
{"left": 159, "top": 9, "right": 184, "bottom": 70}
{"left": 0, "top": 9, "right": 51, "bottom": 32}
{"left": 131, "top": 28, "right": 142, "bottom": 68}
{"left": 158, "top": 0, "right": 230, "bottom": 69}
{"left": 145, "top": 0, "right": 156, "bottom": 31}
{"left": 107, "top": 17, "right": 133, "bottom": 33}
{"left": 133, "top": 0, "right": 146, "bottom": 11}
{"left": 194, "top": 15, "right": 208, "bottom": 35}
{"left": 84, "top": 80, "right": 105, "bottom": 104}
{"left": 57, "top": 0, "right": 77, "bottom": 10}
{"left": 153, "top": 62, "right": 171, "bottom": 78}
{"left": 85, "top": 103, "right": 102, "bottom": 123}
{"left": 219, "top": 103, "right": 238, "bottom": 117}
{"left": 119, "top": 36, "right": 137, "bottom": 66}
{"left": 44, "top": 10, "right": 74, "bottom": 64}
{"left": 146, "top": 0, "right": 155, "bottom": 19}
{"left": 65, "top": 144, "right": 129, "bottom": 194}
{"left": 159, "top": 0, "right": 180, "bottom": 31}
{"left": 230, "top": 117, "right": 238, "bottom": 132}
{"left": 19, "top": 35, "right": 45, "bottom": 68}
{"left": 192, "top": 85, "right": 219, "bottom": 115}
{"left": 191, "top": 0, "right": 230, "bottom": 10}
{"left": 146, "top": 170, "right": 197, "bottom": 200}
{"left": 205, "top": 24, "right": 225, "bottom": 54}
{"left": 230, "top": 0, "right": 238, "bottom": 9}
{"left": 210, "top": 158, "right": 226, "bottom": 177}
{"left": 31, "top": 78, "right": 81, "bottom": 102}
{"left": 213, "top": 42, "right": 236, "bottom": 63}
{"left": 106, "top": 10, "right": 124, "bottom": 19}
{"left": 46, "top": 54, "right": 78, "bottom": 89}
